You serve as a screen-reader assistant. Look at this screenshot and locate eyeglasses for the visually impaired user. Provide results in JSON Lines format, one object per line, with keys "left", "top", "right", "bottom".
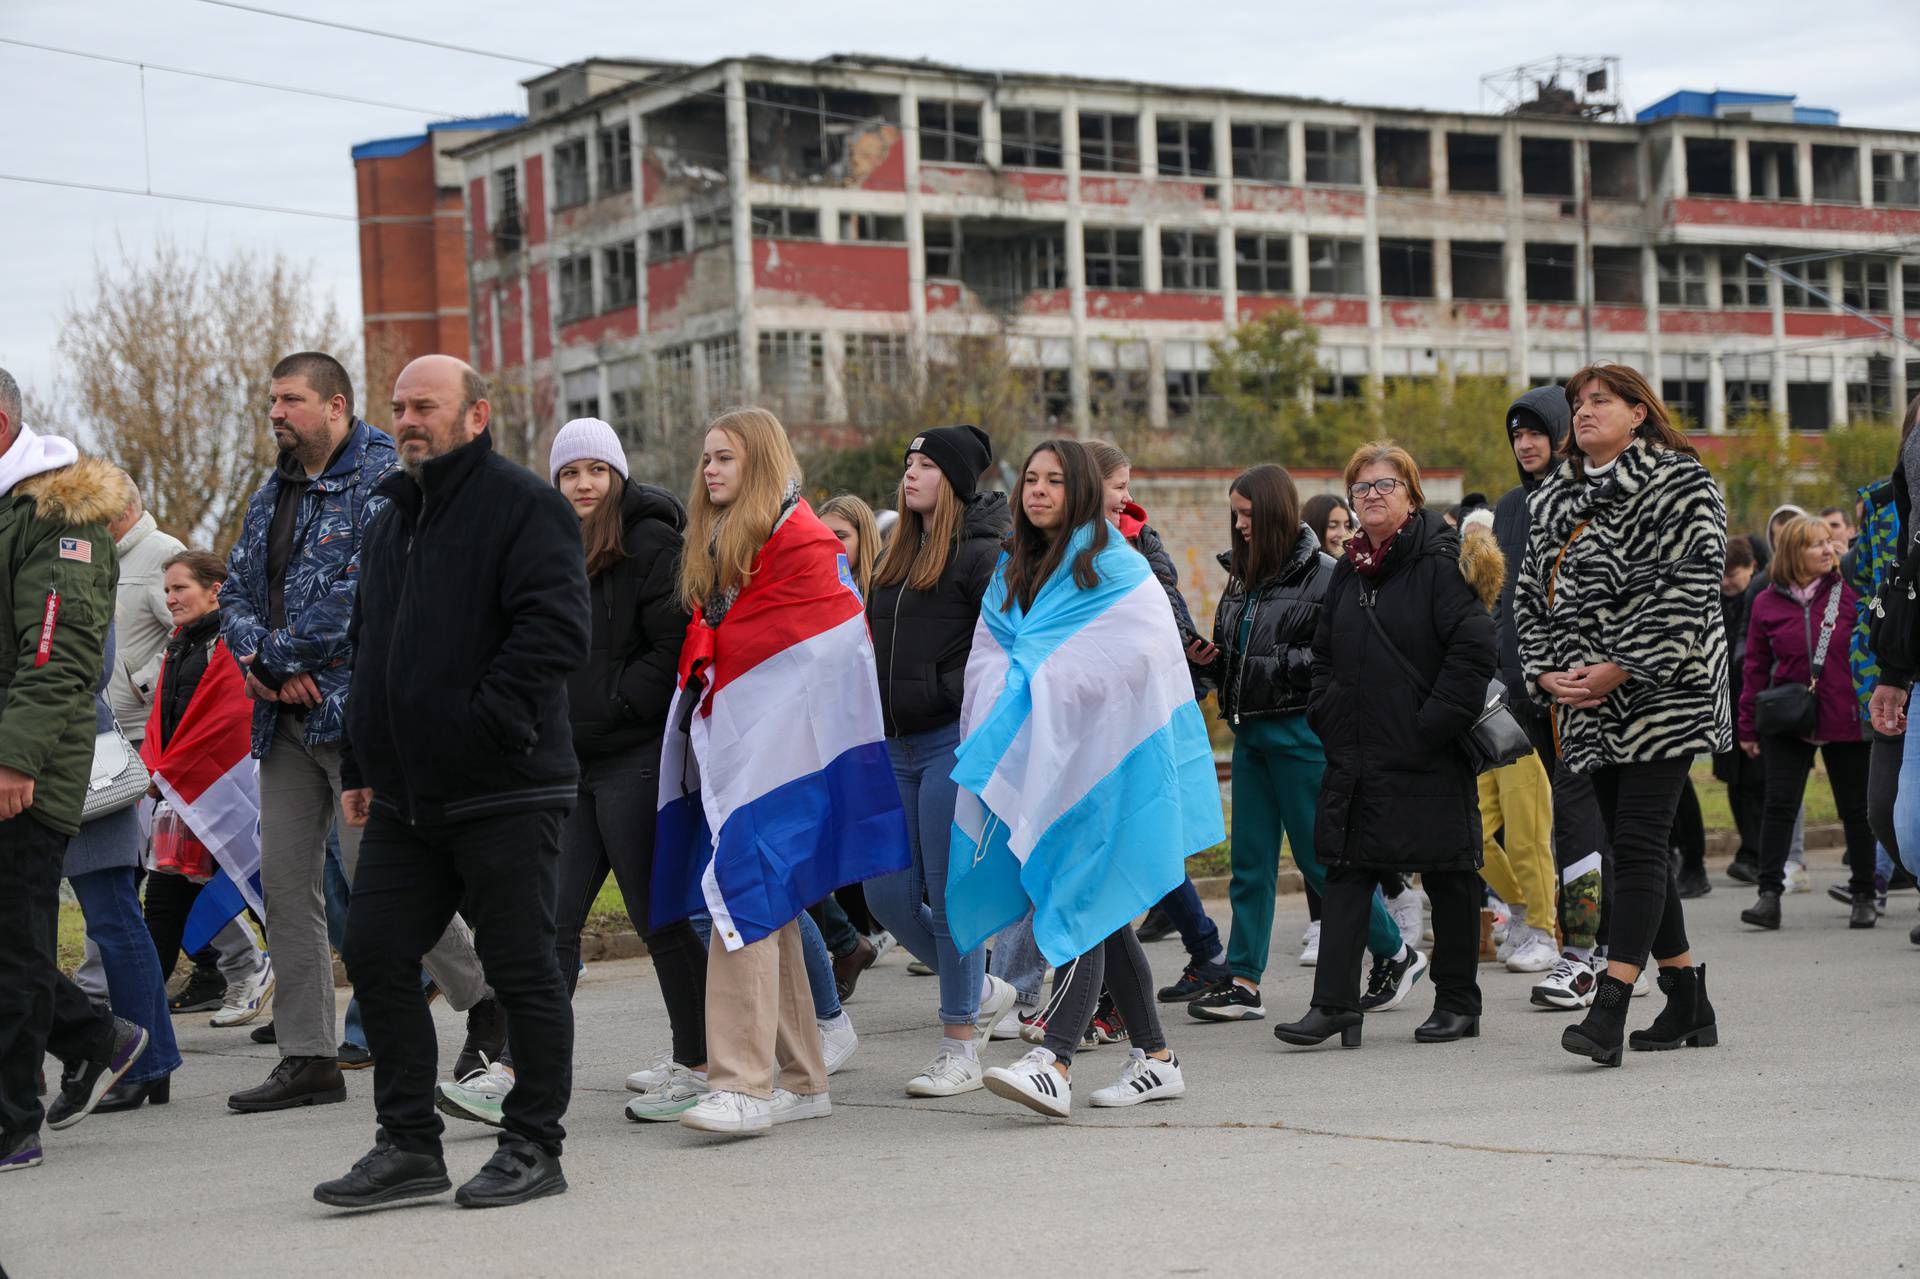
{"left": 1349, "top": 478, "right": 1404, "bottom": 500}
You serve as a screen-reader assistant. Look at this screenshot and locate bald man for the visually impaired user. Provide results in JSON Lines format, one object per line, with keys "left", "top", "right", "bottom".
{"left": 318, "top": 357, "right": 590, "bottom": 1210}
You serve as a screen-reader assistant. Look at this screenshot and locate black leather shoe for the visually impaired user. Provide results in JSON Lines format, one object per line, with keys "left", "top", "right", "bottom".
{"left": 1848, "top": 893, "right": 1878, "bottom": 929}
{"left": 250, "top": 1020, "right": 276, "bottom": 1045}
{"left": 314, "top": 1137, "right": 451, "bottom": 1209}
{"left": 93, "top": 1074, "right": 170, "bottom": 1114}
{"left": 1740, "top": 890, "right": 1782, "bottom": 930}
{"left": 1272, "top": 1006, "right": 1363, "bottom": 1048}
{"left": 1413, "top": 1009, "right": 1480, "bottom": 1042}
{"left": 454, "top": 1138, "right": 567, "bottom": 1209}
{"left": 453, "top": 999, "right": 507, "bottom": 1080}
{"left": 1676, "top": 864, "right": 1712, "bottom": 899}
{"left": 228, "top": 1056, "right": 346, "bottom": 1112}
{"left": 47, "top": 1018, "right": 149, "bottom": 1131}
{"left": 1726, "top": 852, "right": 1759, "bottom": 885}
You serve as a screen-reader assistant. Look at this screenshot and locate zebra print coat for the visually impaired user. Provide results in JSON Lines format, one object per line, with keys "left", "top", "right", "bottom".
{"left": 1513, "top": 438, "right": 1732, "bottom": 774}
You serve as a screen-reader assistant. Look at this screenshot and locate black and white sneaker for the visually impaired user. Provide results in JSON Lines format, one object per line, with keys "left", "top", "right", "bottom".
{"left": 1356, "top": 948, "right": 1428, "bottom": 1012}
{"left": 1187, "top": 981, "right": 1266, "bottom": 1021}
{"left": 1530, "top": 952, "right": 1597, "bottom": 1009}
{"left": 983, "top": 1047, "right": 1071, "bottom": 1118}
{"left": 1157, "top": 959, "right": 1228, "bottom": 1003}
{"left": 1090, "top": 1049, "right": 1185, "bottom": 1108}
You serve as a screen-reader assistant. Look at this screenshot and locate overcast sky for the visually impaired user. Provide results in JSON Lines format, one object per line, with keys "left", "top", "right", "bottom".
{"left": 4, "top": 0, "right": 1917, "bottom": 414}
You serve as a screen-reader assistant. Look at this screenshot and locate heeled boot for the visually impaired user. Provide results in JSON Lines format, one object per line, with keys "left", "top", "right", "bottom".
{"left": 1272, "top": 1006, "right": 1364, "bottom": 1049}
{"left": 1561, "top": 973, "right": 1633, "bottom": 1066}
{"left": 1627, "top": 963, "right": 1718, "bottom": 1051}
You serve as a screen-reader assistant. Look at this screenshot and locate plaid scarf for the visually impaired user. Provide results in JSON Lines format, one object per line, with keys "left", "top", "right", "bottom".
{"left": 1346, "top": 517, "right": 1411, "bottom": 579}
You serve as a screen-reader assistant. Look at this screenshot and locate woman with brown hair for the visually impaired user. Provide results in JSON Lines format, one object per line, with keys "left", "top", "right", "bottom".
{"left": 1514, "top": 364, "right": 1727, "bottom": 1066}
{"left": 819, "top": 494, "right": 881, "bottom": 600}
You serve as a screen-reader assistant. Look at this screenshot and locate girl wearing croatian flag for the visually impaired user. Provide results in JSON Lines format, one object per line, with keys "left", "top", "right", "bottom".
{"left": 655, "top": 408, "right": 910, "bottom": 1137}
{"left": 951, "top": 439, "right": 1225, "bottom": 1119}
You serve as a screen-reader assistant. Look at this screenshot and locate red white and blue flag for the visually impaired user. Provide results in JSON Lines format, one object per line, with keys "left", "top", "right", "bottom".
{"left": 141, "top": 639, "right": 263, "bottom": 952}
{"left": 652, "top": 502, "right": 910, "bottom": 950}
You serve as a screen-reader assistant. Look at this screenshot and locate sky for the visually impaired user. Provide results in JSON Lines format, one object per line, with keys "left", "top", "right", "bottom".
{"left": 3, "top": 0, "right": 1917, "bottom": 411}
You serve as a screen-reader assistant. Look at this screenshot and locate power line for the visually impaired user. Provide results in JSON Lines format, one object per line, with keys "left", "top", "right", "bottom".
{"left": 0, "top": 170, "right": 432, "bottom": 223}
{"left": 195, "top": 0, "right": 556, "bottom": 67}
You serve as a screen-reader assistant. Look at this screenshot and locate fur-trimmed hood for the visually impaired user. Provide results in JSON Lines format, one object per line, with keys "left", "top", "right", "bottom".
{"left": 13, "top": 455, "right": 133, "bottom": 528}
{"left": 1458, "top": 523, "right": 1505, "bottom": 612}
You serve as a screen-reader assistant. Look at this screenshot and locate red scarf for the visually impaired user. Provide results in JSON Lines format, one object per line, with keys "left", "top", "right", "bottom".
{"left": 1346, "top": 517, "right": 1410, "bottom": 578}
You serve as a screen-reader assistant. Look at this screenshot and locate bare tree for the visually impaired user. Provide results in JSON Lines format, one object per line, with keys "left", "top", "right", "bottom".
{"left": 56, "top": 239, "right": 353, "bottom": 553}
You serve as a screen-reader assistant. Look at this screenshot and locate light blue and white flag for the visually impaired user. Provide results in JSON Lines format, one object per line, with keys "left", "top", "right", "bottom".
{"left": 947, "top": 522, "right": 1224, "bottom": 966}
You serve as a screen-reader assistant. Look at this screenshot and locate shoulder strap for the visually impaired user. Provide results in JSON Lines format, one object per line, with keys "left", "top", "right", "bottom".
{"left": 1809, "top": 578, "right": 1844, "bottom": 685}
{"left": 1360, "top": 585, "right": 1433, "bottom": 698}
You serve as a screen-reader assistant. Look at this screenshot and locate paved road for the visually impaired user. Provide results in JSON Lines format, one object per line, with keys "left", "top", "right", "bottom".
{"left": 4, "top": 856, "right": 1917, "bottom": 1278}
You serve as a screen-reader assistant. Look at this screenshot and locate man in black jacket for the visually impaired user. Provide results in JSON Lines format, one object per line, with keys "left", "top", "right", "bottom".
{"left": 315, "top": 355, "right": 590, "bottom": 1212}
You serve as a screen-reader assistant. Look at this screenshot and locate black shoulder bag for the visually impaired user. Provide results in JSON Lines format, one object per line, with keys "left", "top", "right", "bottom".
{"left": 1867, "top": 534, "right": 1920, "bottom": 677}
{"left": 1359, "top": 586, "right": 1533, "bottom": 774}
{"left": 1754, "top": 581, "right": 1842, "bottom": 738}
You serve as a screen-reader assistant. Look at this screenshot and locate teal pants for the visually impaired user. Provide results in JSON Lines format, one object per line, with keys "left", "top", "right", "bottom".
{"left": 1228, "top": 722, "right": 1402, "bottom": 984}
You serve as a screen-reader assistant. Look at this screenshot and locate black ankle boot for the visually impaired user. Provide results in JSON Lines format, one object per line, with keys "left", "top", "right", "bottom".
{"left": 1627, "top": 963, "right": 1718, "bottom": 1051}
{"left": 1273, "top": 1006, "right": 1364, "bottom": 1049}
{"left": 1848, "top": 892, "right": 1877, "bottom": 929}
{"left": 1740, "top": 890, "right": 1781, "bottom": 930}
{"left": 1562, "top": 974, "right": 1632, "bottom": 1066}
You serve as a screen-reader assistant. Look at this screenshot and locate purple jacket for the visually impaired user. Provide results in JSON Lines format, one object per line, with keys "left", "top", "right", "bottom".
{"left": 1738, "top": 570, "right": 1863, "bottom": 744}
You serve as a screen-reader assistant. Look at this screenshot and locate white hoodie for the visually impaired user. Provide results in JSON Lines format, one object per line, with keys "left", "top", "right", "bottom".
{"left": 0, "top": 422, "right": 79, "bottom": 497}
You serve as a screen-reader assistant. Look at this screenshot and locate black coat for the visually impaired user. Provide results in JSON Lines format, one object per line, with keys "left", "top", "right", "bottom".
{"left": 569, "top": 481, "right": 691, "bottom": 761}
{"left": 1210, "top": 525, "right": 1336, "bottom": 724}
{"left": 155, "top": 611, "right": 222, "bottom": 750}
{"left": 868, "top": 491, "right": 1009, "bottom": 737}
{"left": 341, "top": 430, "right": 591, "bottom": 825}
{"left": 1491, "top": 385, "right": 1571, "bottom": 700}
{"left": 1308, "top": 509, "right": 1495, "bottom": 872}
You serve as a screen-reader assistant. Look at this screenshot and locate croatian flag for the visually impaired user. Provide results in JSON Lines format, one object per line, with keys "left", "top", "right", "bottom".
{"left": 947, "top": 523, "right": 1225, "bottom": 966}
{"left": 652, "top": 502, "right": 911, "bottom": 951}
{"left": 140, "top": 640, "right": 263, "bottom": 952}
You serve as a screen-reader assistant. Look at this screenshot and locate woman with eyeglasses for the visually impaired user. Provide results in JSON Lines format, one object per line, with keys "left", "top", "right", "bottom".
{"left": 1273, "top": 442, "right": 1497, "bottom": 1050}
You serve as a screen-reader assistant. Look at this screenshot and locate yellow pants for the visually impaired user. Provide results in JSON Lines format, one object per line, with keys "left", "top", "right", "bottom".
{"left": 1476, "top": 752, "right": 1556, "bottom": 931}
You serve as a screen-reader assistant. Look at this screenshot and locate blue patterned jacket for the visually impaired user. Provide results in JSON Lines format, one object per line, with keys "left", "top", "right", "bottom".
{"left": 221, "top": 418, "right": 397, "bottom": 758}
{"left": 1847, "top": 478, "right": 1900, "bottom": 720}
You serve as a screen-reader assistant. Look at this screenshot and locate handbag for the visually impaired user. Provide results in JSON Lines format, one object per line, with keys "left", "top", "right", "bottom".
{"left": 1867, "top": 533, "right": 1920, "bottom": 675}
{"left": 82, "top": 716, "right": 150, "bottom": 821}
{"left": 1754, "top": 579, "right": 1842, "bottom": 738}
{"left": 1360, "top": 590, "right": 1534, "bottom": 775}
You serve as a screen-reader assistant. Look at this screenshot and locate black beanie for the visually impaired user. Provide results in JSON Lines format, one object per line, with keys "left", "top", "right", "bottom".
{"left": 906, "top": 425, "right": 992, "bottom": 500}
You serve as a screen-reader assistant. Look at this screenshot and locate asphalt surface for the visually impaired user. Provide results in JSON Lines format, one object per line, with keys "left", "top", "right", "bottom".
{"left": 4, "top": 854, "right": 1917, "bottom": 1278}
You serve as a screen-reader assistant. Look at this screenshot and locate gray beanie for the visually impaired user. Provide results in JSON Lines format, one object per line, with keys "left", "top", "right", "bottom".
{"left": 549, "top": 417, "right": 630, "bottom": 483}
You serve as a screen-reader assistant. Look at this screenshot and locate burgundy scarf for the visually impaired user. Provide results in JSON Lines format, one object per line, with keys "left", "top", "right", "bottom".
{"left": 1347, "top": 517, "right": 1411, "bottom": 579}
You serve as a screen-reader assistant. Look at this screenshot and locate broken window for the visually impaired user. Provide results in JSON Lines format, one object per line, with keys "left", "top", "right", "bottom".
{"left": 704, "top": 336, "right": 740, "bottom": 407}
{"left": 1315, "top": 368, "right": 1366, "bottom": 401}
{"left": 840, "top": 213, "right": 906, "bottom": 243}
{"left": 1685, "top": 138, "right": 1735, "bottom": 197}
{"left": 562, "top": 369, "right": 600, "bottom": 423}
{"left": 1781, "top": 260, "right": 1820, "bottom": 309}
{"left": 925, "top": 219, "right": 1068, "bottom": 306}
{"left": 1307, "top": 237, "right": 1365, "bottom": 295}
{"left": 644, "top": 99, "right": 730, "bottom": 201}
{"left": 1661, "top": 379, "right": 1706, "bottom": 425}
{"left": 1656, "top": 249, "right": 1709, "bottom": 307}
{"left": 1304, "top": 126, "right": 1361, "bottom": 185}
{"left": 1905, "top": 261, "right": 1920, "bottom": 314}
{"left": 602, "top": 242, "right": 638, "bottom": 309}
{"left": 924, "top": 219, "right": 958, "bottom": 278}
{"left": 646, "top": 223, "right": 686, "bottom": 263}
{"left": 1750, "top": 141, "right": 1799, "bottom": 200}
{"left": 746, "top": 83, "right": 902, "bottom": 185}
{"left": 1589, "top": 141, "right": 1639, "bottom": 200}
{"left": 1873, "top": 151, "right": 1920, "bottom": 207}
{"left": 597, "top": 123, "right": 633, "bottom": 196}
{"left": 1591, "top": 245, "right": 1643, "bottom": 304}
{"left": 1842, "top": 259, "right": 1892, "bottom": 311}
{"left": 1373, "top": 127, "right": 1431, "bottom": 190}
{"left": 557, "top": 254, "right": 594, "bottom": 323}
{"left": 758, "top": 330, "right": 826, "bottom": 419}
{"left": 1720, "top": 251, "right": 1769, "bottom": 308}
{"left": 1164, "top": 340, "right": 1215, "bottom": 423}
{"left": 1156, "top": 117, "right": 1215, "bottom": 177}
{"left": 750, "top": 207, "right": 819, "bottom": 238}
{"left": 1726, "top": 379, "right": 1771, "bottom": 419}
{"left": 553, "top": 138, "right": 590, "bottom": 208}
{"left": 1378, "top": 239, "right": 1435, "bottom": 298}
{"left": 919, "top": 100, "right": 982, "bottom": 165}
{"left": 1450, "top": 241, "right": 1504, "bottom": 300}
{"left": 693, "top": 207, "right": 732, "bottom": 249}
{"left": 493, "top": 167, "right": 522, "bottom": 252}
{"left": 1812, "top": 144, "right": 1860, "bottom": 202}
{"left": 1231, "top": 122, "right": 1289, "bottom": 182}
{"left": 1447, "top": 133, "right": 1501, "bottom": 193}
{"left": 1089, "top": 340, "right": 1151, "bottom": 422}
{"left": 1525, "top": 242, "right": 1578, "bottom": 302}
{"left": 1520, "top": 137, "right": 1574, "bottom": 197}
{"left": 1234, "top": 233, "right": 1291, "bottom": 294}
{"left": 1000, "top": 108, "right": 1064, "bottom": 169}
{"left": 1083, "top": 227, "right": 1143, "bottom": 288}
{"left": 606, "top": 359, "right": 645, "bottom": 445}
{"left": 655, "top": 345, "right": 696, "bottom": 429}
{"left": 1161, "top": 229, "right": 1220, "bottom": 290}
{"left": 1848, "top": 357, "right": 1896, "bottom": 420}
{"left": 845, "top": 333, "right": 910, "bottom": 390}
{"left": 1038, "top": 369, "right": 1072, "bottom": 425}
{"left": 1079, "top": 112, "right": 1139, "bottom": 173}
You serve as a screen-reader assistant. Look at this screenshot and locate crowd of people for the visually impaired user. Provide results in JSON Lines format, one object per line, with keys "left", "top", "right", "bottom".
{"left": 1, "top": 350, "right": 1915, "bottom": 1208}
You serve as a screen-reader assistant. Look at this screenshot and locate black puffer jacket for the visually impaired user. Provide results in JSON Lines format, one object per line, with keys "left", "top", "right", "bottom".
{"left": 155, "top": 610, "right": 222, "bottom": 750}
{"left": 1209, "top": 525, "right": 1336, "bottom": 724}
{"left": 1491, "top": 386, "right": 1572, "bottom": 701}
{"left": 569, "top": 482, "right": 691, "bottom": 760}
{"left": 868, "top": 491, "right": 1010, "bottom": 737}
{"left": 1309, "top": 509, "right": 1496, "bottom": 872}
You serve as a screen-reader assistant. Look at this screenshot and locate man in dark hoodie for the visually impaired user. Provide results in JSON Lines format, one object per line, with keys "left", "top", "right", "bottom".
{"left": 1492, "top": 387, "right": 1615, "bottom": 1010}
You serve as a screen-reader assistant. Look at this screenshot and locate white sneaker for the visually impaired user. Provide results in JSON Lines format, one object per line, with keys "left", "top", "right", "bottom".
{"left": 209, "top": 956, "right": 274, "bottom": 1027}
{"left": 1530, "top": 952, "right": 1597, "bottom": 1009}
{"left": 818, "top": 1016, "right": 858, "bottom": 1076}
{"left": 867, "top": 930, "right": 896, "bottom": 962}
{"left": 1298, "top": 920, "right": 1321, "bottom": 967}
{"left": 1784, "top": 862, "right": 1811, "bottom": 894}
{"left": 624, "top": 1049, "right": 675, "bottom": 1094}
{"left": 974, "top": 973, "right": 1018, "bottom": 1038}
{"left": 768, "top": 1088, "right": 831, "bottom": 1125}
{"left": 982, "top": 1047, "right": 1071, "bottom": 1118}
{"left": 988, "top": 1008, "right": 1027, "bottom": 1041}
{"left": 1632, "top": 965, "right": 1653, "bottom": 997}
{"left": 679, "top": 1088, "right": 773, "bottom": 1135}
{"left": 904, "top": 1049, "right": 984, "bottom": 1097}
{"left": 1384, "top": 889, "right": 1423, "bottom": 948}
{"left": 1090, "top": 1048, "right": 1185, "bottom": 1108}
{"left": 433, "top": 1056, "right": 513, "bottom": 1127}
{"left": 1505, "top": 927, "right": 1558, "bottom": 973}
{"left": 625, "top": 1067, "right": 708, "bottom": 1122}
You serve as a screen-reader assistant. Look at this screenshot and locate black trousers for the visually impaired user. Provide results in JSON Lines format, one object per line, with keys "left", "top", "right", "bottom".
{"left": 1713, "top": 746, "right": 1766, "bottom": 862}
{"left": 1673, "top": 777, "right": 1706, "bottom": 874}
{"left": 1519, "top": 702, "right": 1613, "bottom": 949}
{"left": 140, "top": 870, "right": 222, "bottom": 981}
{"left": 552, "top": 744, "right": 705, "bottom": 1068}
{"left": 0, "top": 814, "right": 114, "bottom": 1139}
{"left": 1759, "top": 736, "right": 1874, "bottom": 897}
{"left": 1589, "top": 757, "right": 1693, "bottom": 970}
{"left": 1868, "top": 730, "right": 1902, "bottom": 865}
{"left": 344, "top": 807, "right": 573, "bottom": 1158}
{"left": 1313, "top": 864, "right": 1481, "bottom": 1016}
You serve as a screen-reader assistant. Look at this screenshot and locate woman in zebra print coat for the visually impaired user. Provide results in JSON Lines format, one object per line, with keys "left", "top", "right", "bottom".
{"left": 1514, "top": 364, "right": 1728, "bottom": 1067}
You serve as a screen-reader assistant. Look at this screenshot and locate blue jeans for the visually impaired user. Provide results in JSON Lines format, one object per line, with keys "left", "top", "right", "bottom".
{"left": 1156, "top": 877, "right": 1224, "bottom": 965}
{"left": 989, "top": 910, "right": 1047, "bottom": 1008}
{"left": 69, "top": 867, "right": 181, "bottom": 1083}
{"left": 866, "top": 722, "right": 983, "bottom": 1027}
{"left": 323, "top": 828, "right": 366, "bottom": 1051}
{"left": 797, "top": 910, "right": 840, "bottom": 1020}
{"left": 1894, "top": 734, "right": 1920, "bottom": 879}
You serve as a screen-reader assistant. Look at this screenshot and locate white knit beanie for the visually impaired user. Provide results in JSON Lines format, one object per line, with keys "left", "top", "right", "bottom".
{"left": 549, "top": 417, "right": 630, "bottom": 483}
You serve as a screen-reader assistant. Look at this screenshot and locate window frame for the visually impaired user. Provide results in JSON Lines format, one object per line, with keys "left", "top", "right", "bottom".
{"left": 601, "top": 241, "right": 638, "bottom": 310}
{"left": 999, "top": 107, "right": 1064, "bottom": 170}
{"left": 1078, "top": 111, "right": 1141, "bottom": 174}
{"left": 1082, "top": 226, "right": 1144, "bottom": 290}
{"left": 918, "top": 100, "right": 983, "bottom": 166}
{"left": 556, "top": 253, "right": 595, "bottom": 323}
{"left": 1234, "top": 232, "right": 1291, "bottom": 295}
{"left": 1156, "top": 117, "right": 1216, "bottom": 178}
{"left": 1303, "top": 125, "right": 1361, "bottom": 186}
{"left": 552, "top": 137, "right": 591, "bottom": 209}
{"left": 596, "top": 122, "right": 633, "bottom": 196}
{"left": 1306, "top": 236, "right": 1365, "bottom": 295}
